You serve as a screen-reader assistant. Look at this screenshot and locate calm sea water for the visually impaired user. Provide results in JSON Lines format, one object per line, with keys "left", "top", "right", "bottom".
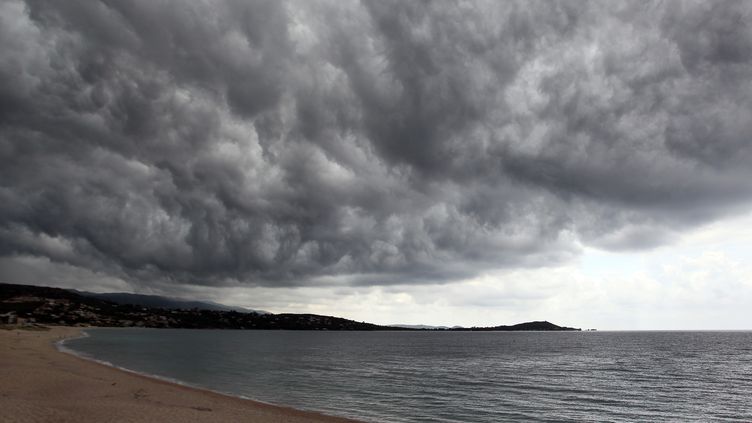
{"left": 63, "top": 329, "right": 752, "bottom": 422}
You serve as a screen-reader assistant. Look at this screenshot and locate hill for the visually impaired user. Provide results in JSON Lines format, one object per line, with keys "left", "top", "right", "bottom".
{"left": 455, "top": 321, "right": 580, "bottom": 331}
{"left": 0, "top": 283, "right": 579, "bottom": 331}
{"left": 73, "top": 291, "right": 268, "bottom": 314}
{"left": 0, "top": 283, "right": 386, "bottom": 330}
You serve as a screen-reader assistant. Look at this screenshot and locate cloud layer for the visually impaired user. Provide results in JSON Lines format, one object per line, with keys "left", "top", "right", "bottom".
{"left": 2, "top": 0, "right": 752, "bottom": 289}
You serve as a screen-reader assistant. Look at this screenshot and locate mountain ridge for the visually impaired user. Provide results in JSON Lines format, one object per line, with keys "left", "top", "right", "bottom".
{"left": 1, "top": 283, "right": 580, "bottom": 331}
{"left": 71, "top": 290, "right": 269, "bottom": 315}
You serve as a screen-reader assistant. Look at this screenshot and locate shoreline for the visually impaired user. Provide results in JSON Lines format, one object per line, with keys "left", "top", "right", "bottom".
{"left": 0, "top": 326, "right": 363, "bottom": 423}
{"left": 54, "top": 327, "right": 345, "bottom": 416}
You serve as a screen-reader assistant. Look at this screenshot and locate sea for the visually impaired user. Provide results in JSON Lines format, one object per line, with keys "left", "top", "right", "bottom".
{"left": 61, "top": 329, "right": 752, "bottom": 422}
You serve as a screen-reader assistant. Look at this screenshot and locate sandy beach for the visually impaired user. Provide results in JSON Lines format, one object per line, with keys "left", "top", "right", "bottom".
{"left": 0, "top": 326, "right": 362, "bottom": 423}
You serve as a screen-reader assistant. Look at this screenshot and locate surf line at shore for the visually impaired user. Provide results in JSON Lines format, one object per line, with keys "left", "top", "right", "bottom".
{"left": 56, "top": 329, "right": 219, "bottom": 397}
{"left": 1, "top": 326, "right": 361, "bottom": 423}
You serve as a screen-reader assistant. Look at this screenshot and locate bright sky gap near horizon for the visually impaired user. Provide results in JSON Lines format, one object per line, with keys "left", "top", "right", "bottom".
{"left": 1, "top": 1, "right": 751, "bottom": 330}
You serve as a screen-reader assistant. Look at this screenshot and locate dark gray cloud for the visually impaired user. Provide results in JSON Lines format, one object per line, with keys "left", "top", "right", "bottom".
{"left": 1, "top": 0, "right": 751, "bottom": 290}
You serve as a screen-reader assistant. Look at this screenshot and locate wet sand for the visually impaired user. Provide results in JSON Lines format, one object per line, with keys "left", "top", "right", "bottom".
{"left": 0, "top": 326, "right": 362, "bottom": 423}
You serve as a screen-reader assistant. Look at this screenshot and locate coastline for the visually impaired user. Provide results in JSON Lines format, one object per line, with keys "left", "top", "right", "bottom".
{"left": 0, "top": 326, "right": 363, "bottom": 423}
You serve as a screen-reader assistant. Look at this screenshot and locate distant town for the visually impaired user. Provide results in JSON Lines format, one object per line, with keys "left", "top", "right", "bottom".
{"left": 1, "top": 283, "right": 580, "bottom": 331}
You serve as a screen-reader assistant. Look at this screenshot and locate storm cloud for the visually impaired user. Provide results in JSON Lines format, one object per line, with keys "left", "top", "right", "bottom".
{"left": 1, "top": 0, "right": 751, "bottom": 290}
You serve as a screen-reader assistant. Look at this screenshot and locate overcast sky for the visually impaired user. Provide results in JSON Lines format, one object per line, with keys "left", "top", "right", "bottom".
{"left": 2, "top": 0, "right": 751, "bottom": 329}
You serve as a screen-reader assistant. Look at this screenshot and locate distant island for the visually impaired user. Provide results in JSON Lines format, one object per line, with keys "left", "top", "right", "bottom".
{"left": 1, "top": 283, "right": 580, "bottom": 331}
{"left": 455, "top": 321, "right": 581, "bottom": 331}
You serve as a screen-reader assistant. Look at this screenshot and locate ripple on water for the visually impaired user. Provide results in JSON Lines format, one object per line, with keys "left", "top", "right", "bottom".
{"left": 66, "top": 330, "right": 752, "bottom": 422}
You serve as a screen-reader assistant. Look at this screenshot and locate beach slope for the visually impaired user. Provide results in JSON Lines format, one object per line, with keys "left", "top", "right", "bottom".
{"left": 0, "top": 326, "right": 360, "bottom": 423}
